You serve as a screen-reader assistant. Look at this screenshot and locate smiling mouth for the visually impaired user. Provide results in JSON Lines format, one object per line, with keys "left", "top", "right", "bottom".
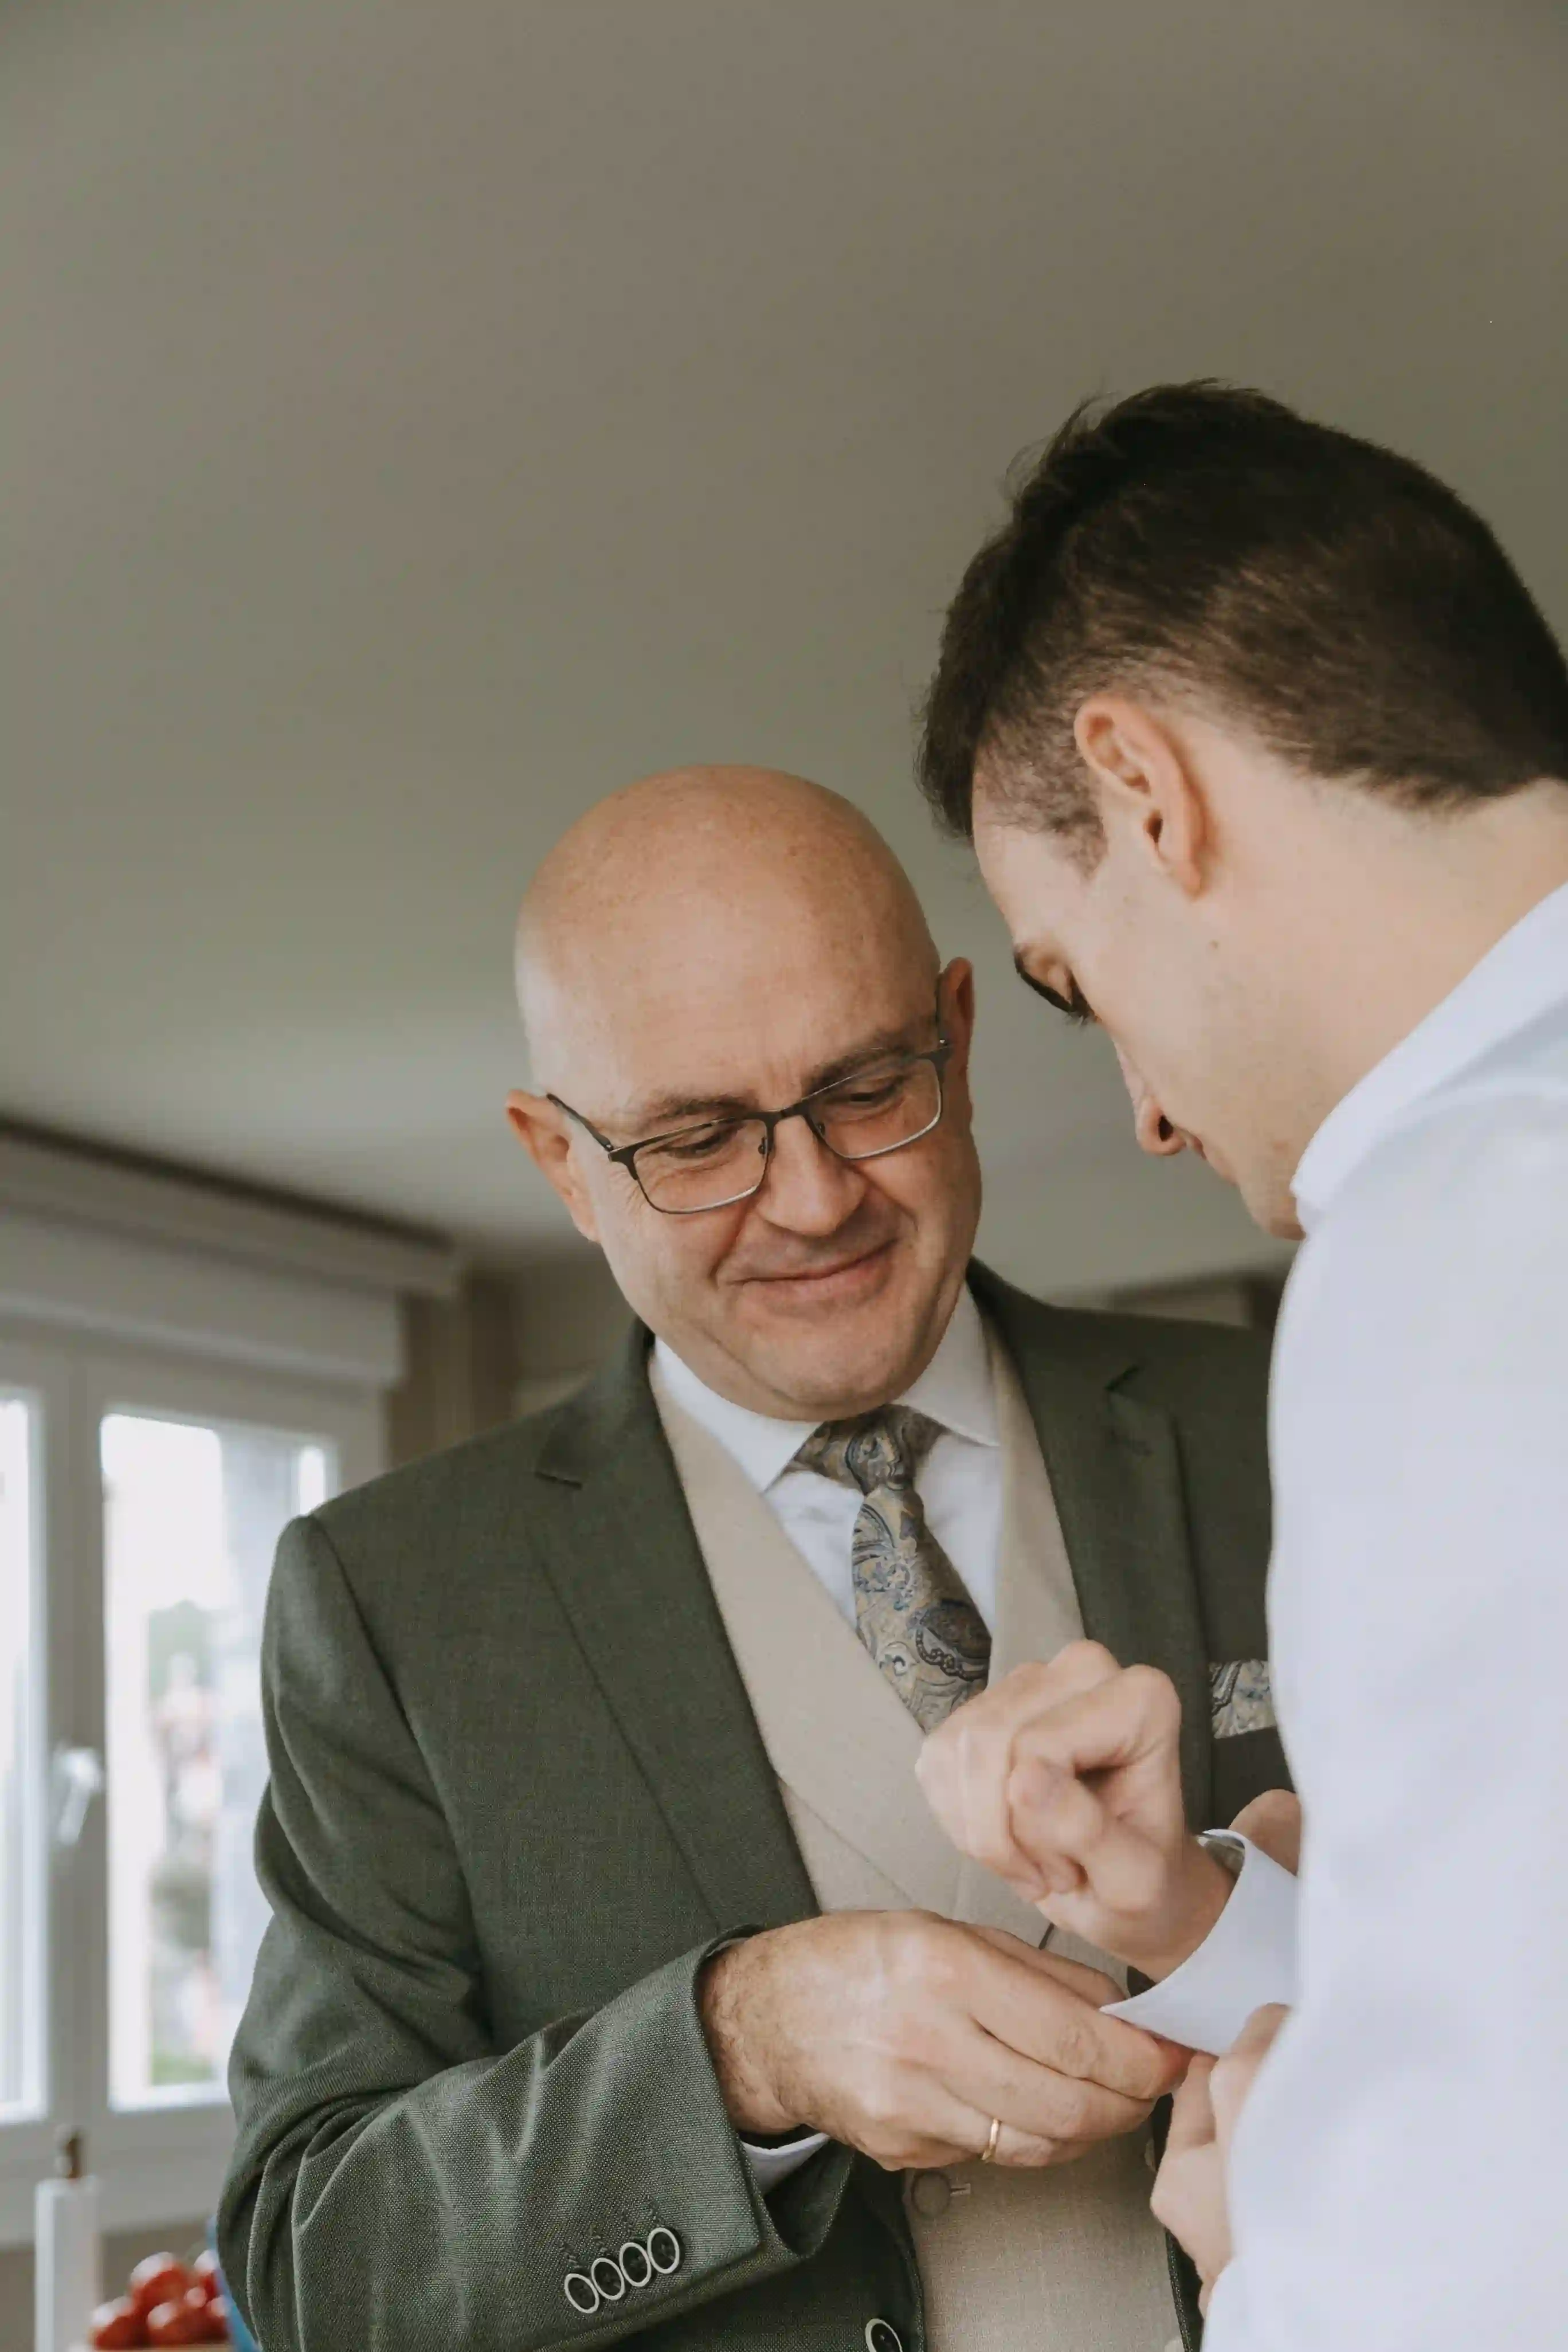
{"left": 749, "top": 1240, "right": 893, "bottom": 1290}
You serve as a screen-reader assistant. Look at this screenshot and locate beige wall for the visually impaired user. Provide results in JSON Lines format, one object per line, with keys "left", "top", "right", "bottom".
{"left": 385, "top": 1249, "right": 630, "bottom": 1465}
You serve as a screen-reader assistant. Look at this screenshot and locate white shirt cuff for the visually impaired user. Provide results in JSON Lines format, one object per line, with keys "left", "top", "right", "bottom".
{"left": 1100, "top": 1831, "right": 1299, "bottom": 2055}
{"left": 740, "top": 2130, "right": 832, "bottom": 2194}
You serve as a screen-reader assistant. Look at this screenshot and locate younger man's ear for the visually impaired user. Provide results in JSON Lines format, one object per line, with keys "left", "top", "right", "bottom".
{"left": 506, "top": 1091, "right": 600, "bottom": 1243}
{"left": 1073, "top": 694, "right": 1209, "bottom": 896}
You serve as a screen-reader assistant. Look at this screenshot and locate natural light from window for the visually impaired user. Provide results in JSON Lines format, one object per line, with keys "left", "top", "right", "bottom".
{"left": 101, "top": 1412, "right": 331, "bottom": 2111}
{"left": 0, "top": 1393, "right": 42, "bottom": 2124}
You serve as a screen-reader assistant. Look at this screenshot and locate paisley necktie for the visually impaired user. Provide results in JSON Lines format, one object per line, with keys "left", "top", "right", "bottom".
{"left": 794, "top": 1405, "right": 990, "bottom": 1732}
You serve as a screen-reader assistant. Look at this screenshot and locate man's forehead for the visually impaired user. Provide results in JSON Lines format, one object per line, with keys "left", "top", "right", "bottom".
{"left": 597, "top": 986, "right": 938, "bottom": 1133}
{"left": 974, "top": 809, "right": 1083, "bottom": 942}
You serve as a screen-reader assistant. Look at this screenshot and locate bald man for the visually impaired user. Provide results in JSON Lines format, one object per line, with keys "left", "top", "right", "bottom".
{"left": 220, "top": 770, "right": 1281, "bottom": 2352}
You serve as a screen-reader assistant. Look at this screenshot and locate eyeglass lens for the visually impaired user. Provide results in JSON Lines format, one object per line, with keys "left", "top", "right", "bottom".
{"left": 634, "top": 1057, "right": 943, "bottom": 1212}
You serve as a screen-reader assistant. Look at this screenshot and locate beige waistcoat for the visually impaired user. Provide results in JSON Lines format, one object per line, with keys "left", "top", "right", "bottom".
{"left": 649, "top": 1335, "right": 1179, "bottom": 2352}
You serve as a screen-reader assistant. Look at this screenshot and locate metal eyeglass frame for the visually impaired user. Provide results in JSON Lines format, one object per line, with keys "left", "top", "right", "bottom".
{"left": 547, "top": 1025, "right": 952, "bottom": 1216}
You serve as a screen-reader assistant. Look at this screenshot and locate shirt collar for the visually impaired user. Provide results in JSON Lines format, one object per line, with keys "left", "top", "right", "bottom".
{"left": 1292, "top": 877, "right": 1568, "bottom": 1230}
{"left": 652, "top": 1280, "right": 999, "bottom": 1497}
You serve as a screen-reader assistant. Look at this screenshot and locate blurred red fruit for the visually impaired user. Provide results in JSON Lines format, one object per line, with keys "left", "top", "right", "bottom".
{"left": 88, "top": 2298, "right": 146, "bottom": 2350}
{"left": 129, "top": 2256, "right": 189, "bottom": 2319}
{"left": 191, "top": 2250, "right": 224, "bottom": 2302}
{"left": 145, "top": 2293, "right": 214, "bottom": 2346}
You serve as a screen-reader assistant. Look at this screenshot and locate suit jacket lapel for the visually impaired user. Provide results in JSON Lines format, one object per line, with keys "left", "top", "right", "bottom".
{"left": 532, "top": 1327, "right": 818, "bottom": 1934}
{"left": 973, "top": 1267, "right": 1214, "bottom": 1827}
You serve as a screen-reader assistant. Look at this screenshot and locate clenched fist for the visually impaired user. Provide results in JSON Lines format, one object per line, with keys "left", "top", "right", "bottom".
{"left": 915, "top": 1641, "right": 1234, "bottom": 1980}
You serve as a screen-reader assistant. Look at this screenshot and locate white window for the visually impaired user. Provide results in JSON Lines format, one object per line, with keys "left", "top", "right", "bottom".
{"left": 1, "top": 1387, "right": 46, "bottom": 2130}
{"left": 0, "top": 1170, "right": 427, "bottom": 2247}
{"left": 101, "top": 1405, "right": 332, "bottom": 2114}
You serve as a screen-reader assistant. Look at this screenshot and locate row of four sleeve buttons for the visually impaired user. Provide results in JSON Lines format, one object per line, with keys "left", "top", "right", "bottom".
{"left": 563, "top": 2225, "right": 682, "bottom": 2315}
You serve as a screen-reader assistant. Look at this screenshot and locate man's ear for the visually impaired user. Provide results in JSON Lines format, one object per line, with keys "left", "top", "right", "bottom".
{"left": 939, "top": 957, "right": 977, "bottom": 1085}
{"left": 505, "top": 1091, "right": 601, "bottom": 1242}
{"left": 1073, "top": 695, "right": 1209, "bottom": 896}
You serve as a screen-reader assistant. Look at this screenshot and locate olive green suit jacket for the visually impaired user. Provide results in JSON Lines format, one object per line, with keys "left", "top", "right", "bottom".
{"left": 219, "top": 1267, "right": 1284, "bottom": 2351}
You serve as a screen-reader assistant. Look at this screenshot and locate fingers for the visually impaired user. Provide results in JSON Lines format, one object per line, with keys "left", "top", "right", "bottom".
{"left": 1162, "top": 2054, "right": 1218, "bottom": 2154}
{"left": 916, "top": 1644, "right": 1123, "bottom": 1890}
{"left": 1010, "top": 1665, "right": 1183, "bottom": 1795}
{"left": 945, "top": 2016, "right": 1159, "bottom": 2153}
{"left": 923, "top": 1661, "right": 1186, "bottom": 1901}
{"left": 969, "top": 1942, "right": 1185, "bottom": 2104}
{"left": 1006, "top": 1755, "right": 1171, "bottom": 1916}
{"left": 1229, "top": 1787, "right": 1302, "bottom": 1874}
{"left": 1210, "top": 2004, "right": 1289, "bottom": 2149}
{"left": 969, "top": 1931, "right": 1122, "bottom": 2012}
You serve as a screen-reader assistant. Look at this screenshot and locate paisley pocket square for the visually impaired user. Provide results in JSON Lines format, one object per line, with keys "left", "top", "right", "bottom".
{"left": 1210, "top": 1659, "right": 1275, "bottom": 1737}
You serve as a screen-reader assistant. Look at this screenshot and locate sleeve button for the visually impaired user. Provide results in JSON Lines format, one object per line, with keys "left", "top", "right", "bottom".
{"left": 645, "top": 2224, "right": 683, "bottom": 2275}
{"left": 618, "top": 2239, "right": 653, "bottom": 2289}
{"left": 590, "top": 2255, "right": 627, "bottom": 2303}
{"left": 865, "top": 2322, "right": 905, "bottom": 2351}
{"left": 563, "top": 2272, "right": 599, "bottom": 2315}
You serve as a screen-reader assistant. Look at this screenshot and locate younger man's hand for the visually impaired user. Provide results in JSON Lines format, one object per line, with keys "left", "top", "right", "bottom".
{"left": 916, "top": 1642, "right": 1234, "bottom": 1979}
{"left": 1152, "top": 2002, "right": 1290, "bottom": 2309}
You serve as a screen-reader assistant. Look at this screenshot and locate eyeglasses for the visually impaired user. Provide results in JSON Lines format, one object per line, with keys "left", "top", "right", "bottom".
{"left": 548, "top": 1028, "right": 952, "bottom": 1216}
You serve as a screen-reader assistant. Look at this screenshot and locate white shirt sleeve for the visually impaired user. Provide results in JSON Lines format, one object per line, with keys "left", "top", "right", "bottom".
{"left": 1102, "top": 1832, "right": 1299, "bottom": 2054}
{"left": 1203, "top": 1104, "right": 1568, "bottom": 2350}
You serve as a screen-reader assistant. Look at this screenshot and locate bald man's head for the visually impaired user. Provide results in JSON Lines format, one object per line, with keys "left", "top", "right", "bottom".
{"left": 506, "top": 767, "right": 982, "bottom": 1420}
{"left": 516, "top": 767, "right": 938, "bottom": 1090}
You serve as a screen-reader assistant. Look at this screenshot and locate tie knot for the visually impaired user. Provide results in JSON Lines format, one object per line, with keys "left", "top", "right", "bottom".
{"left": 794, "top": 1404, "right": 943, "bottom": 1496}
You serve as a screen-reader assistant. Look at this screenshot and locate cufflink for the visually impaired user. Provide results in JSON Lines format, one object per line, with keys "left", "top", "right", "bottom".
{"left": 1197, "top": 1829, "right": 1246, "bottom": 1880}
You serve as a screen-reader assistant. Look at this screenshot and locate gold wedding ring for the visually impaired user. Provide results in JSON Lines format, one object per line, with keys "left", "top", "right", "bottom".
{"left": 981, "top": 2115, "right": 1002, "bottom": 2164}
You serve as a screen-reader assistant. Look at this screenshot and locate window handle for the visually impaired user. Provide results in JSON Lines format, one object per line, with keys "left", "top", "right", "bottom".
{"left": 51, "top": 1745, "right": 104, "bottom": 1849}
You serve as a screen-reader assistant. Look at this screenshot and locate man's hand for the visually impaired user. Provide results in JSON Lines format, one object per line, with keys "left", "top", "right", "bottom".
{"left": 1151, "top": 2003, "right": 1290, "bottom": 2310}
{"left": 699, "top": 1909, "right": 1185, "bottom": 2172}
{"left": 916, "top": 1643, "right": 1234, "bottom": 1979}
{"left": 1229, "top": 1787, "right": 1302, "bottom": 1875}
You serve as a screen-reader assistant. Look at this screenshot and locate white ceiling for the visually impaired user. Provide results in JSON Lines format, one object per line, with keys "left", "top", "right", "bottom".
{"left": 5, "top": 0, "right": 1565, "bottom": 1294}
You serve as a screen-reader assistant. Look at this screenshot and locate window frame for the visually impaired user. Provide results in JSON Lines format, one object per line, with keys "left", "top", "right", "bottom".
{"left": 0, "top": 1320, "right": 382, "bottom": 2247}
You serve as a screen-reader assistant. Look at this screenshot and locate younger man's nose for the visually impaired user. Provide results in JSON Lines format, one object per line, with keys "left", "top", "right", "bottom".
{"left": 1114, "top": 1044, "right": 1187, "bottom": 1161}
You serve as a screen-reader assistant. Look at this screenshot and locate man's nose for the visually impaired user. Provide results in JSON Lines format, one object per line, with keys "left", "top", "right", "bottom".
{"left": 755, "top": 1112, "right": 869, "bottom": 1232}
{"left": 1113, "top": 1044, "right": 1186, "bottom": 1161}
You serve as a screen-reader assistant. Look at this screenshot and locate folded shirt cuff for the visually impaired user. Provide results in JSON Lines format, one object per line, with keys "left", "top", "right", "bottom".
{"left": 740, "top": 2129, "right": 833, "bottom": 2194}
{"left": 1100, "top": 1831, "right": 1299, "bottom": 2055}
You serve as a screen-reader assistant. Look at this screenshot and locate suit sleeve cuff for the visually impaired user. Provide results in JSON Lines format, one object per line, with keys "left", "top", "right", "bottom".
{"left": 740, "top": 2130, "right": 833, "bottom": 2194}
{"left": 1099, "top": 1832, "right": 1299, "bottom": 2054}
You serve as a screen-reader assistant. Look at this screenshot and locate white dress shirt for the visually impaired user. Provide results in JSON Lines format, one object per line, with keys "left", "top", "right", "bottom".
{"left": 655, "top": 1280, "right": 1005, "bottom": 1629}
{"left": 1204, "top": 879, "right": 1568, "bottom": 2350}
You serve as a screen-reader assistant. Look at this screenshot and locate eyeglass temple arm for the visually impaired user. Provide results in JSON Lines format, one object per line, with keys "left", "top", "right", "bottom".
{"left": 545, "top": 1093, "right": 621, "bottom": 1157}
